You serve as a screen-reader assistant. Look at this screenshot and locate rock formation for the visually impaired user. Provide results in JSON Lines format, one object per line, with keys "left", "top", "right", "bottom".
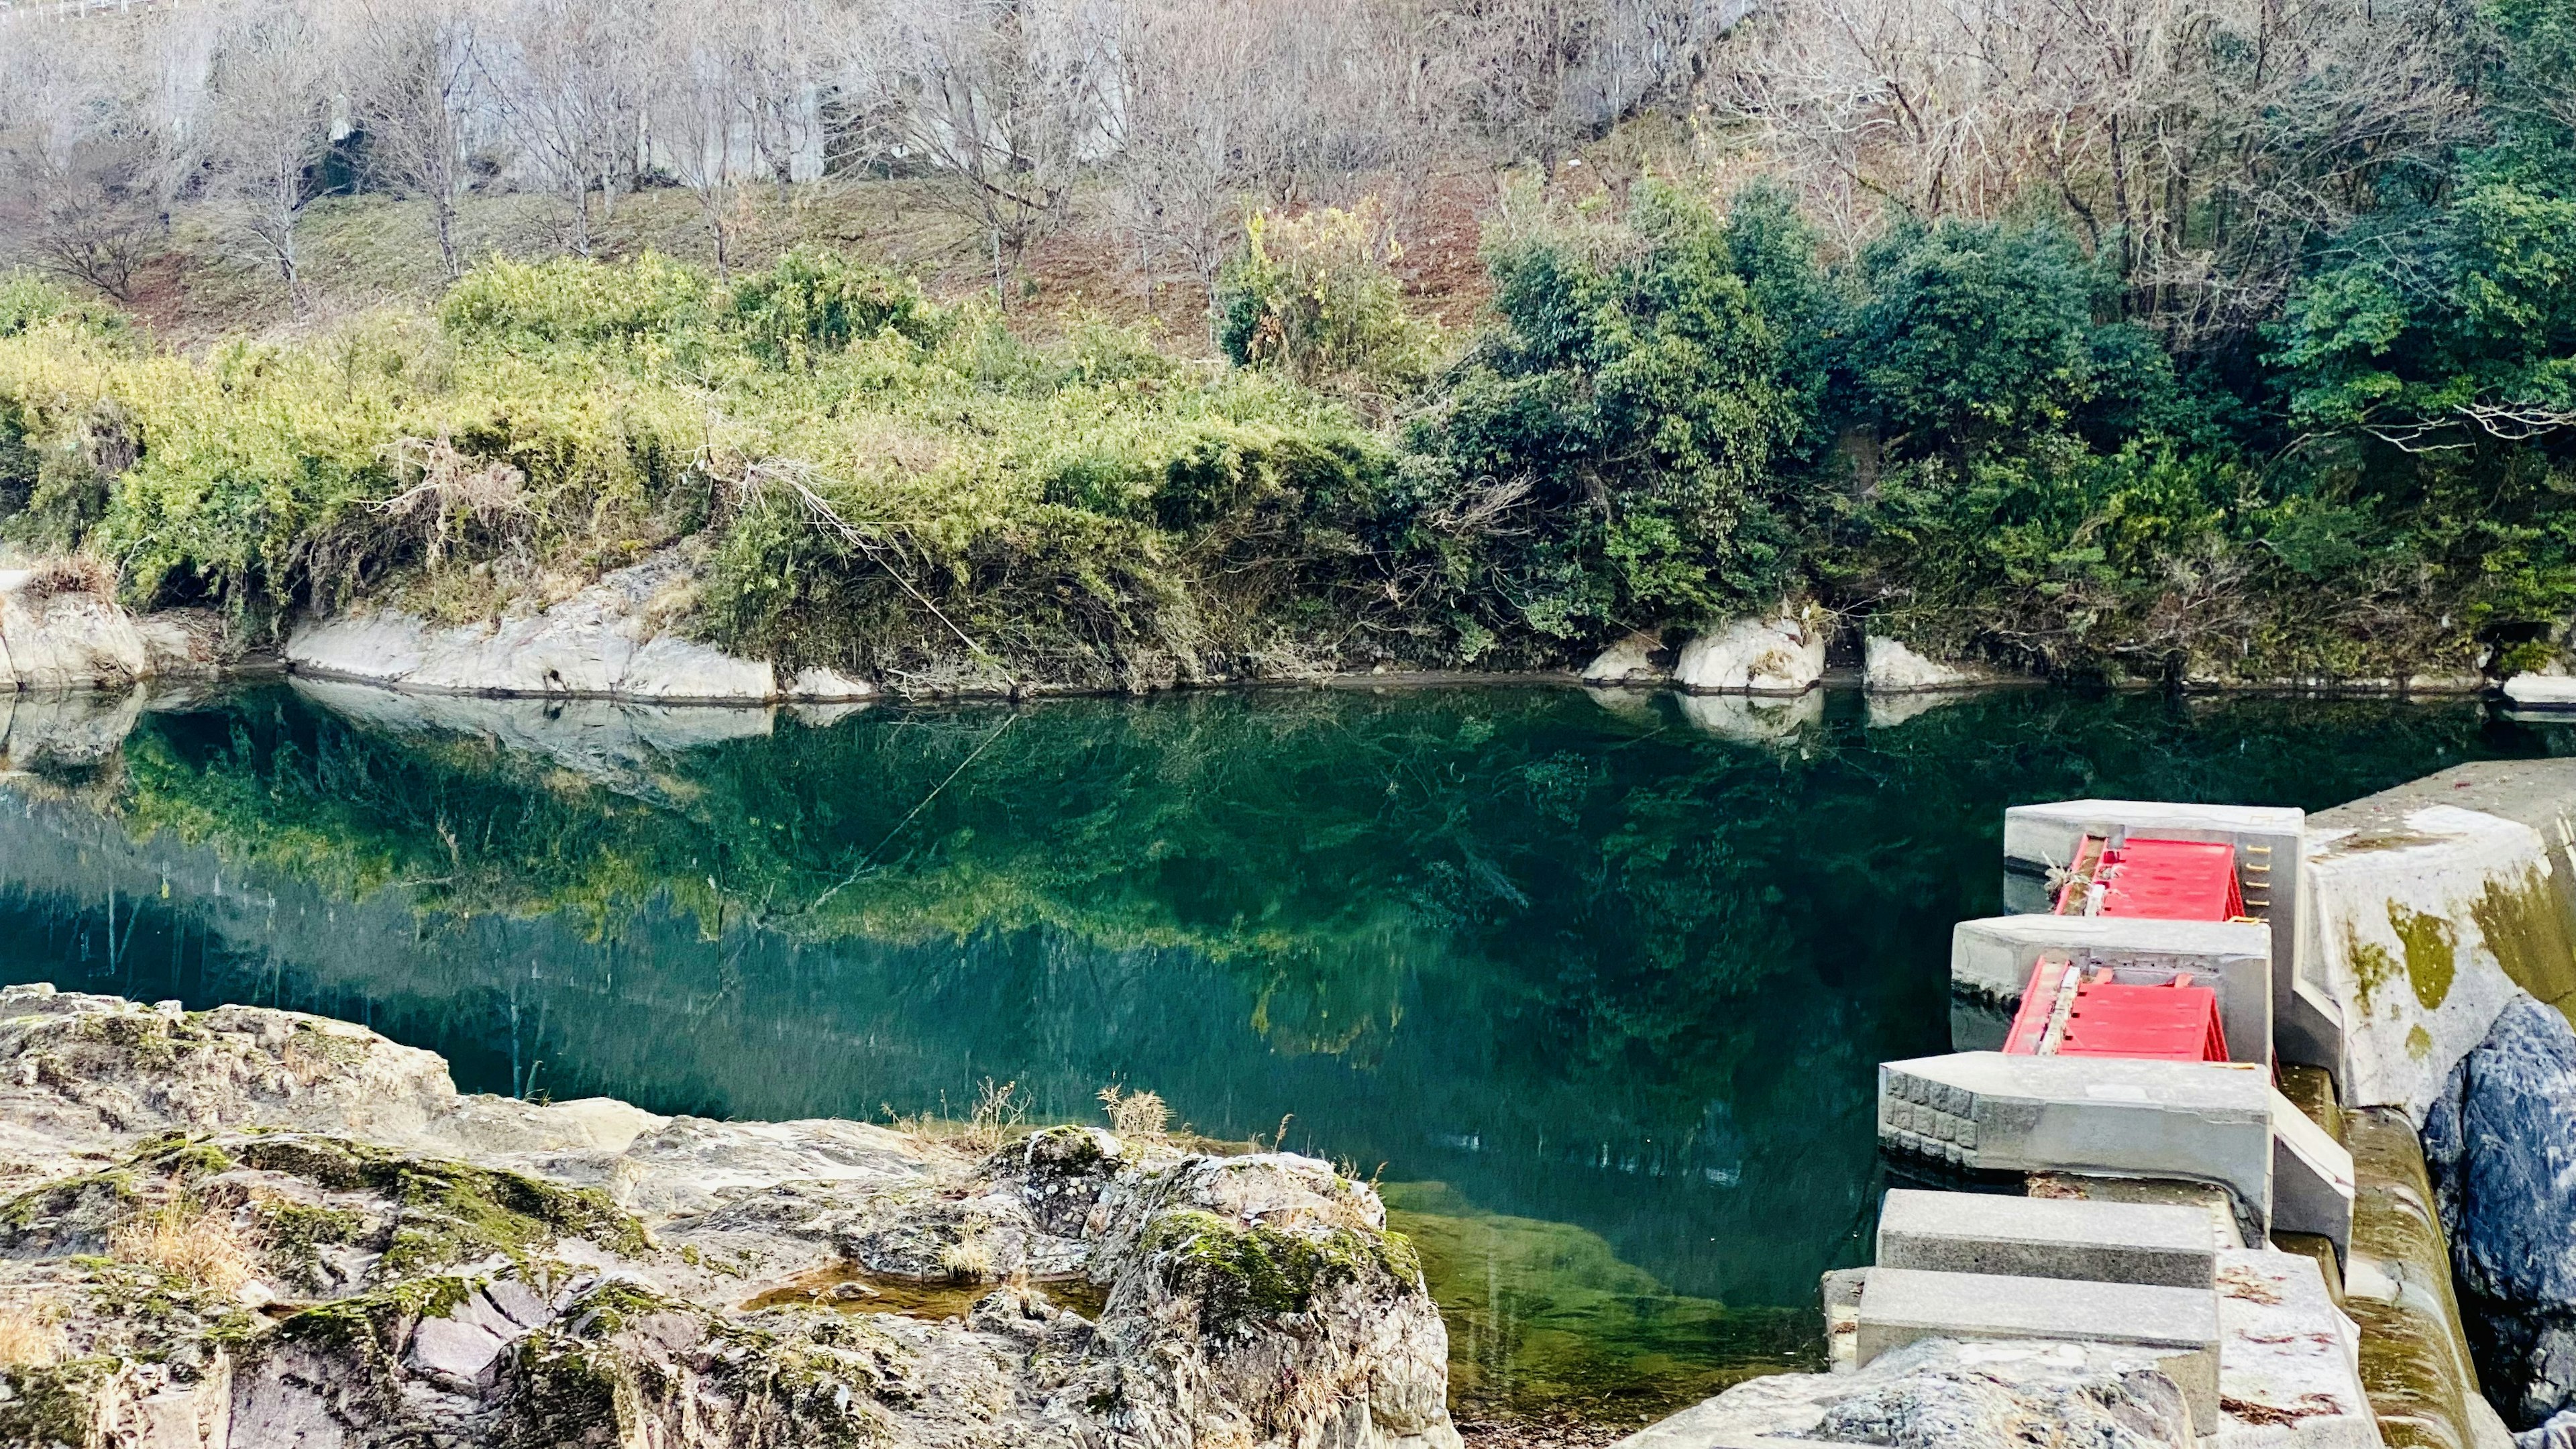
{"left": 1671, "top": 606, "right": 1829, "bottom": 696}
{"left": 285, "top": 549, "right": 875, "bottom": 704}
{"left": 1861, "top": 638, "right": 2009, "bottom": 694}
{"left": 0, "top": 985, "right": 1458, "bottom": 1449}
{"left": 2424, "top": 994, "right": 2576, "bottom": 1430}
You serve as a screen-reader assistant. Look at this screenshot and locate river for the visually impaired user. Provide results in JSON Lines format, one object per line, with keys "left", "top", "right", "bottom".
{"left": 0, "top": 680, "right": 2557, "bottom": 1428}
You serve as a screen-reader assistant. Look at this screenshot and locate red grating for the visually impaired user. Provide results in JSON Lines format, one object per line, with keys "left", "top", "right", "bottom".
{"left": 2055, "top": 837, "right": 2245, "bottom": 921}
{"left": 2004, "top": 959, "right": 2229, "bottom": 1063}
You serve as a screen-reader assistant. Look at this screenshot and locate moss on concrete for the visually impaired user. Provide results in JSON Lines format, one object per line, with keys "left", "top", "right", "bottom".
{"left": 2467, "top": 869, "right": 2576, "bottom": 1017}
{"left": 2387, "top": 904, "right": 2458, "bottom": 1011}
{"left": 2345, "top": 1107, "right": 2487, "bottom": 1449}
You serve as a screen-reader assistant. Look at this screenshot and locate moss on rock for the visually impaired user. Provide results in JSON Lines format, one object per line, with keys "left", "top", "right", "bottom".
{"left": 1146, "top": 1208, "right": 1423, "bottom": 1340}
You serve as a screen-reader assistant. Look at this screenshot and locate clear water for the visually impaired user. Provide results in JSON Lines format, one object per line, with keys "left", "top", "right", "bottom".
{"left": 0, "top": 681, "right": 2558, "bottom": 1426}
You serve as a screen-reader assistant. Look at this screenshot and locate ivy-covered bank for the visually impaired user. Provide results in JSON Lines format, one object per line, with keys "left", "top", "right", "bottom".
{"left": 1, "top": 0, "right": 2571, "bottom": 692}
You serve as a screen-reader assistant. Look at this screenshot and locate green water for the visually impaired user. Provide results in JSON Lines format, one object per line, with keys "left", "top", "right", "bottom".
{"left": 0, "top": 681, "right": 2559, "bottom": 1425}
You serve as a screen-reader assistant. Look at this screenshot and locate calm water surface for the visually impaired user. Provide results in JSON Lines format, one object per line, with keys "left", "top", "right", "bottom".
{"left": 0, "top": 681, "right": 2561, "bottom": 1424}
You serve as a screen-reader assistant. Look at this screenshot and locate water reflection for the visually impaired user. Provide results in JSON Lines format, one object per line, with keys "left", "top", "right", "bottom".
{"left": 0, "top": 681, "right": 2558, "bottom": 1421}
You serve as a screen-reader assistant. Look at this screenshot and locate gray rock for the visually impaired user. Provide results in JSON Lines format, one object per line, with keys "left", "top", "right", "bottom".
{"left": 1615, "top": 1337, "right": 2197, "bottom": 1448}
{"left": 2424, "top": 994, "right": 2576, "bottom": 1428}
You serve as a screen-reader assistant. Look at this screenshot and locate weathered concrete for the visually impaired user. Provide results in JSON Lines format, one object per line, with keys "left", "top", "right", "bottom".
{"left": 1880, "top": 1053, "right": 2277, "bottom": 1241}
{"left": 1854, "top": 1267, "right": 2222, "bottom": 1421}
{"left": 1672, "top": 605, "right": 1827, "bottom": 695}
{"left": 1876, "top": 1188, "right": 2216, "bottom": 1287}
{"left": 1614, "top": 1337, "right": 2201, "bottom": 1449}
{"left": 2212, "top": 1247, "right": 2382, "bottom": 1449}
{"left": 2003, "top": 800, "right": 2308, "bottom": 1055}
{"left": 2274, "top": 1086, "right": 2361, "bottom": 1263}
{"left": 1949, "top": 914, "right": 2274, "bottom": 1067}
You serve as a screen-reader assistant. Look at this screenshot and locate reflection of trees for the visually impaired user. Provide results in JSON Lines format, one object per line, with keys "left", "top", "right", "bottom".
{"left": 59, "top": 685, "right": 2542, "bottom": 1311}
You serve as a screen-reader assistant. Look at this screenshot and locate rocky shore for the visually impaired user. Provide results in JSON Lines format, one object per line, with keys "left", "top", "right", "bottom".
{"left": 0, "top": 984, "right": 1459, "bottom": 1449}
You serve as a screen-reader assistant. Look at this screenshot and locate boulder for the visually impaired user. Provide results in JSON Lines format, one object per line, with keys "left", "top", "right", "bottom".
{"left": 1673, "top": 606, "right": 1828, "bottom": 695}
{"left": 1615, "top": 1337, "right": 2198, "bottom": 1448}
{"left": 0, "top": 570, "right": 150, "bottom": 691}
{"left": 2422, "top": 996, "right": 2576, "bottom": 1429}
{"left": 1582, "top": 631, "right": 1671, "bottom": 686}
{"left": 1864, "top": 637, "right": 2006, "bottom": 693}
{"left": 286, "top": 550, "right": 877, "bottom": 705}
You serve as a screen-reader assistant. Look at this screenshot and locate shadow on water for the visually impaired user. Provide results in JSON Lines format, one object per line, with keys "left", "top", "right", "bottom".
{"left": 1, "top": 678, "right": 2567, "bottom": 1425}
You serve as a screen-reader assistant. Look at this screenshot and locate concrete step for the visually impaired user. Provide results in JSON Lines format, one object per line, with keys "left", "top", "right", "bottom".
{"left": 1856, "top": 1265, "right": 2222, "bottom": 1422}
{"left": 1876, "top": 1187, "right": 2218, "bottom": 1287}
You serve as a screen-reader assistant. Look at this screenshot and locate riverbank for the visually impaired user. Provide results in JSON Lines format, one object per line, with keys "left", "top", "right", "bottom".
{"left": 0, "top": 983, "right": 1460, "bottom": 1448}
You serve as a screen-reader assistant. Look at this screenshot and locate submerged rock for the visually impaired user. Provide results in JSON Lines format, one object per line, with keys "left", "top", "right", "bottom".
{"left": 2423, "top": 994, "right": 2576, "bottom": 1430}
{"left": 1616, "top": 1337, "right": 2197, "bottom": 1448}
{"left": 1672, "top": 606, "right": 1828, "bottom": 695}
{"left": 285, "top": 549, "right": 876, "bottom": 705}
{"left": 0, "top": 983, "right": 1459, "bottom": 1449}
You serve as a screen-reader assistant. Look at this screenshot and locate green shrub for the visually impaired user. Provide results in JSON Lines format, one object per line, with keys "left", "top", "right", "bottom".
{"left": 1216, "top": 202, "right": 1438, "bottom": 405}
{"left": 727, "top": 249, "right": 947, "bottom": 366}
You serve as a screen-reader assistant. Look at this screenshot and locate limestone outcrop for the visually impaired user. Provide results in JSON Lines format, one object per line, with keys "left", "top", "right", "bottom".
{"left": 286, "top": 550, "right": 875, "bottom": 704}
{"left": 1862, "top": 637, "right": 2010, "bottom": 693}
{"left": 1672, "top": 606, "right": 1828, "bottom": 695}
{"left": 1581, "top": 631, "right": 1673, "bottom": 686}
{"left": 0, "top": 984, "right": 1458, "bottom": 1449}
{"left": 0, "top": 568, "right": 150, "bottom": 692}
{"left": 2424, "top": 996, "right": 2576, "bottom": 1430}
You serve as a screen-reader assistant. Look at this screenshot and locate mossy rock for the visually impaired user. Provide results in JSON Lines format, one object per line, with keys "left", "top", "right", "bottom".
{"left": 0, "top": 1171, "right": 141, "bottom": 1255}
{"left": 0, "top": 1359, "right": 117, "bottom": 1449}
{"left": 229, "top": 1134, "right": 647, "bottom": 1276}
{"left": 1145, "top": 1208, "right": 1421, "bottom": 1340}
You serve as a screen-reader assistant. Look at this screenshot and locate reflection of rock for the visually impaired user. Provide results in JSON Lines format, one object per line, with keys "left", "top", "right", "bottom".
{"left": 0, "top": 985, "right": 1461, "bottom": 1449}
{"left": 0, "top": 572, "right": 150, "bottom": 691}
{"left": 0, "top": 688, "right": 146, "bottom": 771}
{"left": 1673, "top": 606, "right": 1828, "bottom": 696}
{"left": 1866, "top": 691, "right": 1968, "bottom": 730}
{"left": 292, "top": 677, "right": 777, "bottom": 800}
{"left": 1620, "top": 1337, "right": 2196, "bottom": 1448}
{"left": 1583, "top": 686, "right": 1663, "bottom": 723}
{"left": 2424, "top": 996, "right": 2576, "bottom": 1430}
{"left": 1674, "top": 689, "right": 1821, "bottom": 743}
{"left": 1864, "top": 637, "right": 2008, "bottom": 693}
{"left": 286, "top": 549, "right": 877, "bottom": 704}
{"left": 1582, "top": 631, "right": 1672, "bottom": 686}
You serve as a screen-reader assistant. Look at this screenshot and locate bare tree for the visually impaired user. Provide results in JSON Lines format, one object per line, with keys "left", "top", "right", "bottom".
{"left": 483, "top": 0, "right": 660, "bottom": 256}
{"left": 0, "top": 27, "right": 164, "bottom": 300}
{"left": 201, "top": 3, "right": 337, "bottom": 297}
{"left": 841, "top": 0, "right": 1118, "bottom": 301}
{"left": 345, "top": 0, "right": 484, "bottom": 280}
{"left": 654, "top": 0, "right": 834, "bottom": 276}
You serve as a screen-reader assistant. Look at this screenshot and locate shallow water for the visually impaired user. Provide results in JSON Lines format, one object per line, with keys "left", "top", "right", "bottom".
{"left": 0, "top": 680, "right": 2561, "bottom": 1424}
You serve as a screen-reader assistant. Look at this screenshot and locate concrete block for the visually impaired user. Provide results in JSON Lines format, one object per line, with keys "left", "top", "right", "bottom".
{"left": 1879, "top": 1052, "right": 2276, "bottom": 1240}
{"left": 2308, "top": 761, "right": 2576, "bottom": 1111}
{"left": 2001, "top": 800, "right": 2305, "bottom": 1050}
{"left": 1949, "top": 914, "right": 2273, "bottom": 1066}
{"left": 2214, "top": 1248, "right": 2380, "bottom": 1448}
{"left": 2269, "top": 1088, "right": 2355, "bottom": 1264}
{"left": 1876, "top": 1187, "right": 2217, "bottom": 1287}
{"left": 1855, "top": 1265, "right": 2222, "bottom": 1422}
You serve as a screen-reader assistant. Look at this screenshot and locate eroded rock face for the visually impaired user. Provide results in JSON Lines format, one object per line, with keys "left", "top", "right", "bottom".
{"left": 285, "top": 550, "right": 876, "bottom": 705}
{"left": 1672, "top": 607, "right": 1828, "bottom": 696}
{"left": 1616, "top": 1338, "right": 2196, "bottom": 1449}
{"left": 0, "top": 574, "right": 150, "bottom": 692}
{"left": 0, "top": 985, "right": 1459, "bottom": 1449}
{"left": 1862, "top": 638, "right": 2008, "bottom": 694}
{"left": 2424, "top": 994, "right": 2576, "bottom": 1430}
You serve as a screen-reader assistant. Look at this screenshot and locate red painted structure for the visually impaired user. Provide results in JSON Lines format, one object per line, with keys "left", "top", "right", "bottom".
{"left": 2006, "top": 833, "right": 2245, "bottom": 1064}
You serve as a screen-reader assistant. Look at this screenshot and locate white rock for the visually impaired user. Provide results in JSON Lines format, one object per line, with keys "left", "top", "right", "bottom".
{"left": 1864, "top": 637, "right": 2001, "bottom": 693}
{"left": 788, "top": 665, "right": 877, "bottom": 701}
{"left": 0, "top": 576, "right": 150, "bottom": 691}
{"left": 2504, "top": 674, "right": 2576, "bottom": 708}
{"left": 1581, "top": 632, "right": 1667, "bottom": 686}
{"left": 1673, "top": 606, "right": 1827, "bottom": 695}
{"left": 284, "top": 550, "right": 839, "bottom": 704}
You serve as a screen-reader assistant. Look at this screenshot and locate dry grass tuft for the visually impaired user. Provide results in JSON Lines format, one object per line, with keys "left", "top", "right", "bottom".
{"left": 109, "top": 1201, "right": 260, "bottom": 1291}
{"left": 0, "top": 1303, "right": 64, "bottom": 1366}
{"left": 17, "top": 553, "right": 118, "bottom": 602}
{"left": 951, "top": 1077, "right": 1026, "bottom": 1154}
{"left": 1097, "top": 1084, "right": 1171, "bottom": 1141}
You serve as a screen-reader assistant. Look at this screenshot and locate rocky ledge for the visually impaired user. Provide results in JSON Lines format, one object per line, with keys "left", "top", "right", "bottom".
{"left": 0, "top": 985, "right": 1458, "bottom": 1449}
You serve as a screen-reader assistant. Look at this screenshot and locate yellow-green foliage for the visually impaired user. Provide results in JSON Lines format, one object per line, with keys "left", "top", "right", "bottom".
{"left": 0, "top": 252, "right": 1398, "bottom": 678}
